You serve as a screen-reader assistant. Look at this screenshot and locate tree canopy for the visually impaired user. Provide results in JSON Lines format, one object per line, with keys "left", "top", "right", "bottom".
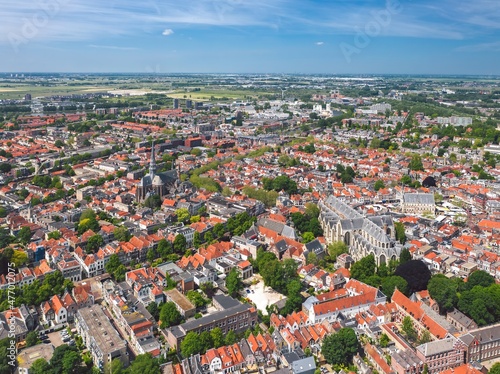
{"left": 394, "top": 260, "right": 431, "bottom": 294}
{"left": 322, "top": 328, "right": 359, "bottom": 366}
{"left": 226, "top": 268, "right": 244, "bottom": 298}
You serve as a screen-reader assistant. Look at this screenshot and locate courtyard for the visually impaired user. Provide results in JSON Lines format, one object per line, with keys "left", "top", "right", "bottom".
{"left": 244, "top": 275, "right": 286, "bottom": 315}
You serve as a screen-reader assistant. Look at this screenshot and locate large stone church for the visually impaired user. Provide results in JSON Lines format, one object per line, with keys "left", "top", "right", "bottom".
{"left": 135, "top": 143, "right": 191, "bottom": 203}
{"left": 319, "top": 195, "right": 401, "bottom": 266}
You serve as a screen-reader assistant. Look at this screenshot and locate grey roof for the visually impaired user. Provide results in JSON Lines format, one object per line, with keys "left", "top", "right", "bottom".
{"left": 469, "top": 324, "right": 500, "bottom": 344}
{"left": 275, "top": 239, "right": 288, "bottom": 254}
{"left": 447, "top": 309, "right": 476, "bottom": 329}
{"left": 340, "top": 218, "right": 364, "bottom": 231}
{"left": 291, "top": 356, "right": 316, "bottom": 374}
{"left": 213, "top": 295, "right": 240, "bottom": 310}
{"left": 238, "top": 338, "right": 254, "bottom": 359}
{"left": 303, "top": 296, "right": 319, "bottom": 312}
{"left": 179, "top": 301, "right": 253, "bottom": 333}
{"left": 403, "top": 193, "right": 435, "bottom": 205}
{"left": 305, "top": 239, "right": 324, "bottom": 255}
{"left": 458, "top": 333, "right": 475, "bottom": 347}
{"left": 258, "top": 217, "right": 285, "bottom": 233}
{"left": 391, "top": 349, "right": 423, "bottom": 368}
{"left": 416, "top": 337, "right": 456, "bottom": 357}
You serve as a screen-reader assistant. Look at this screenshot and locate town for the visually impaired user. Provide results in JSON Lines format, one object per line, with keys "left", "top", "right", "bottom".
{"left": 0, "top": 73, "right": 500, "bottom": 374}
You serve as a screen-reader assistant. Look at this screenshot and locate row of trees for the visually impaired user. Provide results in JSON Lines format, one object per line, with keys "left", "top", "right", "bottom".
{"left": 348, "top": 252, "right": 427, "bottom": 299}
{"left": 0, "top": 271, "right": 72, "bottom": 312}
{"left": 428, "top": 270, "right": 500, "bottom": 326}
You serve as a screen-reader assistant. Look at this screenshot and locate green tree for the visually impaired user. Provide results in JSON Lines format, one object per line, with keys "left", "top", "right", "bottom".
{"left": 173, "top": 234, "right": 187, "bottom": 253}
{"left": 350, "top": 254, "right": 376, "bottom": 282}
{"left": 181, "top": 332, "right": 202, "bottom": 357}
{"left": 328, "top": 241, "right": 348, "bottom": 261}
{"left": 306, "top": 252, "right": 318, "bottom": 266}
{"left": 175, "top": 208, "right": 190, "bottom": 223}
{"left": 374, "top": 180, "right": 385, "bottom": 191}
{"left": 402, "top": 316, "right": 417, "bottom": 342}
{"left": 10, "top": 250, "right": 28, "bottom": 267}
{"left": 427, "top": 274, "right": 458, "bottom": 313}
{"left": 86, "top": 234, "right": 104, "bottom": 253}
{"left": 282, "top": 279, "right": 303, "bottom": 315}
{"left": 213, "top": 223, "right": 225, "bottom": 238}
{"left": 394, "top": 222, "right": 406, "bottom": 244}
{"left": 106, "top": 358, "right": 124, "bottom": 374}
{"left": 144, "top": 194, "right": 161, "bottom": 209}
{"left": 379, "top": 333, "right": 390, "bottom": 348}
{"left": 30, "top": 358, "right": 51, "bottom": 374}
{"left": 226, "top": 268, "right": 243, "bottom": 298}
{"left": 466, "top": 270, "right": 495, "bottom": 290}
{"left": 187, "top": 290, "right": 207, "bottom": 308}
{"left": 489, "top": 363, "right": 500, "bottom": 374}
{"left": 113, "top": 265, "right": 127, "bottom": 282}
{"left": 210, "top": 327, "right": 224, "bottom": 348}
{"left": 193, "top": 231, "right": 201, "bottom": 248}
{"left": 127, "top": 353, "right": 159, "bottom": 374}
{"left": 399, "top": 248, "right": 411, "bottom": 264}
{"left": 408, "top": 154, "right": 424, "bottom": 171}
{"left": 105, "top": 254, "right": 121, "bottom": 275}
{"left": 113, "top": 226, "right": 131, "bottom": 242}
{"left": 417, "top": 329, "right": 432, "bottom": 345}
{"left": 199, "top": 331, "right": 213, "bottom": 353}
{"left": 157, "top": 239, "right": 172, "bottom": 258}
{"left": 146, "top": 302, "right": 160, "bottom": 321}
{"left": 25, "top": 331, "right": 39, "bottom": 347}
{"left": 322, "top": 328, "right": 360, "bottom": 366}
{"left": 302, "top": 232, "right": 315, "bottom": 243}
{"left": 159, "top": 302, "right": 182, "bottom": 328}
{"left": 225, "top": 330, "right": 237, "bottom": 345}
{"left": 48, "top": 230, "right": 62, "bottom": 240}
{"left": 382, "top": 275, "right": 408, "bottom": 300}
{"left": 17, "top": 226, "right": 32, "bottom": 244}
{"left": 62, "top": 350, "right": 82, "bottom": 374}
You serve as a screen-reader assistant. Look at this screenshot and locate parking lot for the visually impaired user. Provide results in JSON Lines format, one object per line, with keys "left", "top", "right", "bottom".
{"left": 45, "top": 330, "right": 74, "bottom": 348}
{"left": 45, "top": 331, "right": 64, "bottom": 347}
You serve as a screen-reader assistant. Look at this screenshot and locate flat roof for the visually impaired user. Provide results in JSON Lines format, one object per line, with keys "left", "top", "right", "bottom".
{"left": 165, "top": 289, "right": 195, "bottom": 312}
{"left": 17, "top": 344, "right": 55, "bottom": 368}
{"left": 77, "top": 305, "right": 127, "bottom": 354}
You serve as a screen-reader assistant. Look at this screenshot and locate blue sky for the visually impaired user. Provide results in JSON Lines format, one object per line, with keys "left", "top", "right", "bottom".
{"left": 1, "top": 0, "right": 499, "bottom": 74}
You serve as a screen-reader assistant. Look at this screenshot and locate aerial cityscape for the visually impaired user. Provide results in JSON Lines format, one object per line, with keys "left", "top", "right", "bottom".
{"left": 1, "top": 2, "right": 500, "bottom": 374}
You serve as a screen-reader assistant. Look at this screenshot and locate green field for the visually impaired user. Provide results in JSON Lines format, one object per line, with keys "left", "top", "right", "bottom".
{"left": 165, "top": 88, "right": 273, "bottom": 101}
{"left": 0, "top": 84, "right": 112, "bottom": 100}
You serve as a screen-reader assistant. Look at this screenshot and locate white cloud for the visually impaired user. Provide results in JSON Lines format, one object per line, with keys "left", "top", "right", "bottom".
{"left": 162, "top": 28, "right": 174, "bottom": 36}
{"left": 455, "top": 41, "right": 500, "bottom": 52}
{"left": 315, "top": 41, "right": 324, "bottom": 46}
{"left": 89, "top": 44, "right": 138, "bottom": 50}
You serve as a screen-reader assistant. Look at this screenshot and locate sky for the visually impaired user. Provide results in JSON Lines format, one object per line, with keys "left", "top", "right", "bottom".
{"left": 0, "top": 0, "right": 499, "bottom": 75}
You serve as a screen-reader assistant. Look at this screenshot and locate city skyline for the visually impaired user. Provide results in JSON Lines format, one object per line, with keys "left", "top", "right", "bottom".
{"left": 1, "top": 0, "right": 500, "bottom": 74}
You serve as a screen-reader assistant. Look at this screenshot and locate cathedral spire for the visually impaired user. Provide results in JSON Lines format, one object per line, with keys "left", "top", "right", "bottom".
{"left": 149, "top": 140, "right": 157, "bottom": 177}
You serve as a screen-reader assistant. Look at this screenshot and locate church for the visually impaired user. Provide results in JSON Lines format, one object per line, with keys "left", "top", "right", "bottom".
{"left": 319, "top": 195, "right": 401, "bottom": 266}
{"left": 135, "top": 142, "right": 189, "bottom": 203}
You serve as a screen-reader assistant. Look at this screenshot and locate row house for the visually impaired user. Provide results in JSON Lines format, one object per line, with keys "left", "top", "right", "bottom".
{"left": 200, "top": 344, "right": 245, "bottom": 374}
{"left": 74, "top": 246, "right": 105, "bottom": 278}
{"left": 40, "top": 292, "right": 77, "bottom": 325}
{"left": 270, "top": 311, "right": 310, "bottom": 332}
{"left": 126, "top": 267, "right": 166, "bottom": 306}
{"left": 56, "top": 255, "right": 82, "bottom": 282}
{"left": 0, "top": 305, "right": 38, "bottom": 343}
{"left": 391, "top": 289, "right": 452, "bottom": 340}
